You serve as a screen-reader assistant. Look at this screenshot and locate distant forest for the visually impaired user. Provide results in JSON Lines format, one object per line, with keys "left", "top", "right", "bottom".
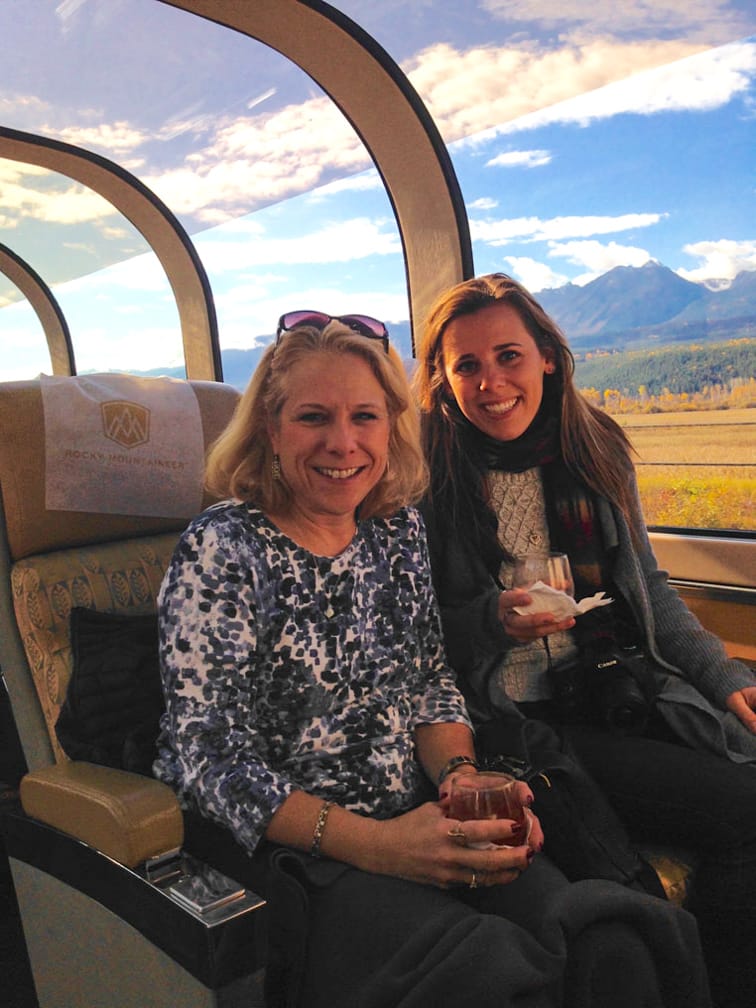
{"left": 574, "top": 338, "right": 756, "bottom": 400}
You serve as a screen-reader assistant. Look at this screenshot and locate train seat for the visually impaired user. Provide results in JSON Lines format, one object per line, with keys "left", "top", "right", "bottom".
{"left": 0, "top": 373, "right": 269, "bottom": 1008}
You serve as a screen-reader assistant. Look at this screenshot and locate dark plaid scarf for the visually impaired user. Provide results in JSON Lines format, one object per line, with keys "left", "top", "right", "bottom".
{"left": 446, "top": 400, "right": 637, "bottom": 647}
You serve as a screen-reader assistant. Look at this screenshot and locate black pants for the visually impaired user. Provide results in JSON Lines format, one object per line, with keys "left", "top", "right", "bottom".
{"left": 292, "top": 852, "right": 707, "bottom": 1008}
{"left": 184, "top": 811, "right": 708, "bottom": 1008}
{"left": 559, "top": 714, "right": 756, "bottom": 1008}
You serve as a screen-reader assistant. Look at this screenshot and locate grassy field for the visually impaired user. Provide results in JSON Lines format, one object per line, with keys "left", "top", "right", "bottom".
{"left": 611, "top": 408, "right": 755, "bottom": 530}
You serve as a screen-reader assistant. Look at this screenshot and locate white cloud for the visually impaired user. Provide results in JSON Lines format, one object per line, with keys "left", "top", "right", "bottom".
{"left": 8, "top": 34, "right": 751, "bottom": 246}
{"left": 408, "top": 38, "right": 705, "bottom": 143}
{"left": 0, "top": 161, "right": 119, "bottom": 226}
{"left": 2, "top": 91, "right": 371, "bottom": 231}
{"left": 195, "top": 217, "right": 402, "bottom": 273}
{"left": 0, "top": 93, "right": 53, "bottom": 133}
{"left": 502, "top": 256, "right": 569, "bottom": 292}
{"left": 55, "top": 121, "right": 149, "bottom": 156}
{"left": 0, "top": 299, "right": 66, "bottom": 378}
{"left": 468, "top": 197, "right": 499, "bottom": 210}
{"left": 306, "top": 171, "right": 383, "bottom": 200}
{"left": 34, "top": 32, "right": 722, "bottom": 233}
{"left": 486, "top": 149, "right": 552, "bottom": 168}
{"left": 34, "top": 262, "right": 186, "bottom": 373}
{"left": 470, "top": 39, "right": 756, "bottom": 138}
{"left": 140, "top": 95, "right": 370, "bottom": 223}
{"left": 0, "top": 161, "right": 48, "bottom": 183}
{"left": 71, "top": 322, "right": 185, "bottom": 375}
{"left": 470, "top": 211, "right": 665, "bottom": 244}
{"left": 677, "top": 238, "right": 756, "bottom": 284}
{"left": 486, "top": 235, "right": 756, "bottom": 289}
{"left": 546, "top": 239, "right": 653, "bottom": 284}
{"left": 58, "top": 251, "right": 176, "bottom": 295}
{"left": 481, "top": 0, "right": 754, "bottom": 46}
{"left": 2, "top": 206, "right": 407, "bottom": 372}
{"left": 212, "top": 284, "right": 411, "bottom": 352}
{"left": 202, "top": 217, "right": 266, "bottom": 239}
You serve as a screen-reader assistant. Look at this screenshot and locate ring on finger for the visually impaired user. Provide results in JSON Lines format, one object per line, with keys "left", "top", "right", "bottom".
{"left": 447, "top": 824, "right": 468, "bottom": 844}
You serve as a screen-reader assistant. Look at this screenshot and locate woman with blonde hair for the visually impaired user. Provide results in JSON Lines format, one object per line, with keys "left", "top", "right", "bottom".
{"left": 156, "top": 312, "right": 707, "bottom": 1007}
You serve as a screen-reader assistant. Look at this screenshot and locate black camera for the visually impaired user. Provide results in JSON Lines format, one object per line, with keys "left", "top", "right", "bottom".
{"left": 549, "top": 646, "right": 656, "bottom": 733}
{"left": 589, "top": 648, "right": 655, "bottom": 731}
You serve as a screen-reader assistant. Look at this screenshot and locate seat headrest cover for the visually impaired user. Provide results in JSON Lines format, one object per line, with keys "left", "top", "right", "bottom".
{"left": 41, "top": 374, "right": 204, "bottom": 519}
{"left": 0, "top": 377, "right": 240, "bottom": 561}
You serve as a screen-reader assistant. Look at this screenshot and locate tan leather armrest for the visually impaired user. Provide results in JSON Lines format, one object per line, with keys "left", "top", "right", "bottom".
{"left": 20, "top": 762, "right": 184, "bottom": 869}
{"left": 637, "top": 842, "right": 699, "bottom": 907}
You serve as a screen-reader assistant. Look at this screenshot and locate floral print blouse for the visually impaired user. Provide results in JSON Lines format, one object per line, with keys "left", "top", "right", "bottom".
{"left": 154, "top": 501, "right": 471, "bottom": 854}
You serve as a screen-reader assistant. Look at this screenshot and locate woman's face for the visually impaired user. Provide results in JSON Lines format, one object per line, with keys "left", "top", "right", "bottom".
{"left": 269, "top": 351, "right": 391, "bottom": 523}
{"left": 441, "top": 301, "right": 554, "bottom": 442}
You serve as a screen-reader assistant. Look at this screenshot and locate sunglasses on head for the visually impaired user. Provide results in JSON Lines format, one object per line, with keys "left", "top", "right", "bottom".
{"left": 275, "top": 310, "right": 390, "bottom": 352}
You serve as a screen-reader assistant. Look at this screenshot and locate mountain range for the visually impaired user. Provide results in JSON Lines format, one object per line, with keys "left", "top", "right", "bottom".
{"left": 536, "top": 261, "right": 756, "bottom": 351}
{"left": 540, "top": 262, "right": 756, "bottom": 348}
{"left": 136, "top": 262, "right": 756, "bottom": 390}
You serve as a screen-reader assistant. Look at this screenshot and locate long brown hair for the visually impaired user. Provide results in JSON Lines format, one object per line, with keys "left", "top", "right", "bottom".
{"left": 413, "top": 273, "right": 636, "bottom": 523}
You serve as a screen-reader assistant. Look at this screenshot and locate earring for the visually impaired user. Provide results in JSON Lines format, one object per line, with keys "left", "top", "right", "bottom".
{"left": 272, "top": 454, "right": 281, "bottom": 481}
{"left": 545, "top": 363, "right": 556, "bottom": 374}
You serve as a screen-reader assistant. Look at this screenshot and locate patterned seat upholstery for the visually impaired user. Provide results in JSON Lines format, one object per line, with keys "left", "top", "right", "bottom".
{"left": 11, "top": 533, "right": 177, "bottom": 763}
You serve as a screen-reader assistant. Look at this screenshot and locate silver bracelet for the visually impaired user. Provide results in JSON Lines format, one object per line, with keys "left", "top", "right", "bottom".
{"left": 310, "top": 800, "right": 334, "bottom": 858}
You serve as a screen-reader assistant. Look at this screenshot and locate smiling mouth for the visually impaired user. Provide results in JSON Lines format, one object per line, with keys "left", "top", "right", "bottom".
{"left": 482, "top": 397, "right": 518, "bottom": 416}
{"left": 315, "top": 466, "right": 364, "bottom": 480}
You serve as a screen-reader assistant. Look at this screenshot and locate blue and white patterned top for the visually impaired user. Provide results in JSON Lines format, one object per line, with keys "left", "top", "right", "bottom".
{"left": 154, "top": 501, "right": 471, "bottom": 854}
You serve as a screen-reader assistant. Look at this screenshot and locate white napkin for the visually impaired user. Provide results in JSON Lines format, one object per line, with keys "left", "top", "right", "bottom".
{"left": 512, "top": 581, "right": 614, "bottom": 619}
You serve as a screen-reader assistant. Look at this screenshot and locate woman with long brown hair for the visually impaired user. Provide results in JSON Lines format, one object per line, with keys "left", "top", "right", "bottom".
{"left": 415, "top": 273, "right": 756, "bottom": 1008}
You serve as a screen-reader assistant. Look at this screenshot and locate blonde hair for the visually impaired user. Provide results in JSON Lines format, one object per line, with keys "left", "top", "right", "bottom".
{"left": 206, "top": 321, "right": 427, "bottom": 519}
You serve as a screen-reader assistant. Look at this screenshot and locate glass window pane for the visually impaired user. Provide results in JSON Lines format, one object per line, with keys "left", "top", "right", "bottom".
{"left": 1, "top": 1, "right": 753, "bottom": 533}
{"left": 0, "top": 295, "right": 52, "bottom": 382}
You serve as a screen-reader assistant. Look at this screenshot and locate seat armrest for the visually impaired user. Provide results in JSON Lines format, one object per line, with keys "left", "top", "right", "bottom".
{"left": 20, "top": 761, "right": 184, "bottom": 868}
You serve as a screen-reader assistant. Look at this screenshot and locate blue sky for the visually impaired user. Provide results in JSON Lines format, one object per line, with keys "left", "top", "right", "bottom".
{"left": 1, "top": 0, "right": 755, "bottom": 379}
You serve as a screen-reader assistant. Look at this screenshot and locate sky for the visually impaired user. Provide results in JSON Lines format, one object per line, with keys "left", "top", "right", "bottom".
{"left": 0, "top": 0, "right": 755, "bottom": 380}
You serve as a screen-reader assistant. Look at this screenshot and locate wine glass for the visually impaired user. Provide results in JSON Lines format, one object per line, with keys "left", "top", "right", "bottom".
{"left": 448, "top": 772, "right": 532, "bottom": 847}
{"left": 512, "top": 551, "right": 574, "bottom": 597}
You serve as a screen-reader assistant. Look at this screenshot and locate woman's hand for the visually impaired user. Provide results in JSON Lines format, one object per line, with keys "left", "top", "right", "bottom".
{"left": 437, "top": 768, "right": 534, "bottom": 816}
{"left": 726, "top": 686, "right": 756, "bottom": 734}
{"left": 498, "top": 588, "right": 575, "bottom": 641}
{"left": 366, "top": 801, "right": 542, "bottom": 890}
{"left": 437, "top": 764, "right": 482, "bottom": 806}
{"left": 438, "top": 772, "right": 545, "bottom": 853}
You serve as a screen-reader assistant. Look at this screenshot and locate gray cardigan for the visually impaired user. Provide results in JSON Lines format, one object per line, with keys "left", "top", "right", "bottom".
{"left": 423, "top": 470, "right": 756, "bottom": 763}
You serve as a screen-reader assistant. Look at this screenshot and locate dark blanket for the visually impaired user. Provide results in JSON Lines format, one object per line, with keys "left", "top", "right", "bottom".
{"left": 265, "top": 848, "right": 710, "bottom": 1008}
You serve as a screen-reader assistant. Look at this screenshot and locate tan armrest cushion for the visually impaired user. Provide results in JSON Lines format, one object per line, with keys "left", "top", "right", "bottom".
{"left": 20, "top": 762, "right": 184, "bottom": 869}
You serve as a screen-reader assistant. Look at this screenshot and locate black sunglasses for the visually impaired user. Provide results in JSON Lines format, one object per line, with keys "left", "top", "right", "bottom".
{"left": 276, "top": 310, "right": 389, "bottom": 352}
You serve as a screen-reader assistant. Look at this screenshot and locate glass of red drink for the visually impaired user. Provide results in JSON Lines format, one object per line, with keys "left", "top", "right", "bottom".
{"left": 448, "top": 772, "right": 532, "bottom": 846}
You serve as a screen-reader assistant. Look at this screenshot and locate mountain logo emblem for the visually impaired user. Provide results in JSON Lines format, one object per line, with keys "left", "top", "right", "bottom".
{"left": 100, "top": 400, "right": 150, "bottom": 449}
